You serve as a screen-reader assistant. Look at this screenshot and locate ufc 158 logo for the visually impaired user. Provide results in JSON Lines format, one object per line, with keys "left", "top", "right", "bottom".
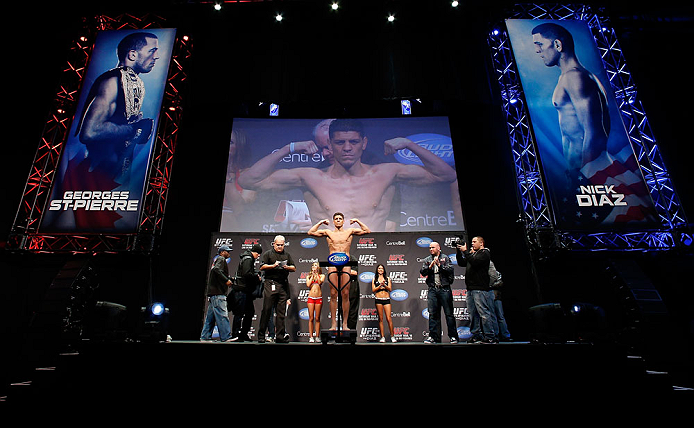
{"left": 358, "top": 254, "right": 377, "bottom": 266}
{"left": 389, "top": 271, "right": 408, "bottom": 284}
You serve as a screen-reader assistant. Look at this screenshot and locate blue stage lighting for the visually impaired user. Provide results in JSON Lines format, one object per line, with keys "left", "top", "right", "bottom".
{"left": 270, "top": 103, "right": 279, "bottom": 116}
{"left": 151, "top": 302, "right": 165, "bottom": 316}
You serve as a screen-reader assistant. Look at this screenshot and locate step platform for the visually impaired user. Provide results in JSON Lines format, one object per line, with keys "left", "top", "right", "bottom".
{"left": 320, "top": 328, "right": 357, "bottom": 344}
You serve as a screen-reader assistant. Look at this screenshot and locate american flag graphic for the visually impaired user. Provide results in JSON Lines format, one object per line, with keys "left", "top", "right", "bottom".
{"left": 557, "top": 145, "right": 657, "bottom": 229}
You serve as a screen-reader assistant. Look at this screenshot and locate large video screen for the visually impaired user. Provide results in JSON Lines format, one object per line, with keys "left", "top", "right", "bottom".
{"left": 40, "top": 28, "right": 176, "bottom": 233}
{"left": 506, "top": 19, "right": 658, "bottom": 230}
{"left": 220, "top": 117, "right": 464, "bottom": 233}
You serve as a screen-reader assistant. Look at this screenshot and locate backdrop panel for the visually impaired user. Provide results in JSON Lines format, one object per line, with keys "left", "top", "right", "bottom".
{"left": 40, "top": 29, "right": 176, "bottom": 233}
{"left": 205, "top": 232, "right": 471, "bottom": 342}
{"left": 506, "top": 19, "right": 658, "bottom": 231}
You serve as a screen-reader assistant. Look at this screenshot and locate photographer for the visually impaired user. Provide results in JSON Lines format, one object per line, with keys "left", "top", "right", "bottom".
{"left": 456, "top": 236, "right": 498, "bottom": 344}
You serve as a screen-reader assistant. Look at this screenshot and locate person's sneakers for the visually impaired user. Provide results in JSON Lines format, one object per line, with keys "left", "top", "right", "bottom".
{"left": 309, "top": 336, "right": 315, "bottom": 343}
{"left": 481, "top": 338, "right": 499, "bottom": 344}
{"left": 467, "top": 336, "right": 483, "bottom": 344}
{"left": 258, "top": 336, "right": 266, "bottom": 343}
{"left": 379, "top": 336, "right": 386, "bottom": 343}
{"left": 450, "top": 337, "right": 459, "bottom": 344}
{"left": 391, "top": 337, "right": 397, "bottom": 343}
{"left": 423, "top": 337, "right": 436, "bottom": 344}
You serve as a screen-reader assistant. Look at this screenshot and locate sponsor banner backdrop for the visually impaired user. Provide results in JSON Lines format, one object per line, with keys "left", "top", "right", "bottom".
{"left": 506, "top": 20, "right": 658, "bottom": 230}
{"left": 207, "top": 232, "right": 471, "bottom": 342}
{"left": 40, "top": 28, "right": 176, "bottom": 233}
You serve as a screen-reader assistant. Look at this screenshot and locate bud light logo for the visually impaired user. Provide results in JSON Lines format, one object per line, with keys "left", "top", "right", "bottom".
{"left": 299, "top": 307, "right": 309, "bottom": 320}
{"left": 457, "top": 326, "right": 472, "bottom": 340}
{"left": 301, "top": 238, "right": 318, "bottom": 248}
{"left": 422, "top": 308, "right": 429, "bottom": 320}
{"left": 393, "top": 134, "right": 455, "bottom": 167}
{"left": 359, "top": 272, "right": 375, "bottom": 283}
{"left": 416, "top": 237, "right": 432, "bottom": 248}
{"left": 391, "top": 289, "right": 409, "bottom": 301}
{"left": 449, "top": 254, "right": 457, "bottom": 265}
{"left": 328, "top": 252, "right": 349, "bottom": 266}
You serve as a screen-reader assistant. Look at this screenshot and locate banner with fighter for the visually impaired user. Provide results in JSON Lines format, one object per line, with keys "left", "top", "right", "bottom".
{"left": 41, "top": 28, "right": 176, "bottom": 232}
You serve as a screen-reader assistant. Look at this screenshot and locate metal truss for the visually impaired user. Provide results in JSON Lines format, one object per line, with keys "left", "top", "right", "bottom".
{"left": 488, "top": 3, "right": 688, "bottom": 251}
{"left": 8, "top": 14, "right": 190, "bottom": 254}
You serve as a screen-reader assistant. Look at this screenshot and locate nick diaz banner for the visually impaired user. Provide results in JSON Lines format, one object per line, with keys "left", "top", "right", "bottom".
{"left": 41, "top": 29, "right": 176, "bottom": 233}
{"left": 205, "top": 232, "right": 472, "bottom": 343}
{"left": 506, "top": 20, "right": 657, "bottom": 230}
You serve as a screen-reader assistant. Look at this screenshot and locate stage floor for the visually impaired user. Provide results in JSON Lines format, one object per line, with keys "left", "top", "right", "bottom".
{"left": 5, "top": 338, "right": 690, "bottom": 409}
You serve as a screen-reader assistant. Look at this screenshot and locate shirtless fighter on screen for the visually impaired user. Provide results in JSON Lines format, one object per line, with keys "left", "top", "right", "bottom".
{"left": 308, "top": 213, "right": 370, "bottom": 331}
{"left": 237, "top": 118, "right": 457, "bottom": 232}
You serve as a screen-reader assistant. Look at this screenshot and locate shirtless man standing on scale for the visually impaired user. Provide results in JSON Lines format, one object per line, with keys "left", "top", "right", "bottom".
{"left": 308, "top": 213, "right": 370, "bottom": 331}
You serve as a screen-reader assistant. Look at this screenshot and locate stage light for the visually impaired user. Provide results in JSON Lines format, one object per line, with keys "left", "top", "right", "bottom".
{"left": 139, "top": 303, "right": 170, "bottom": 343}
{"left": 276, "top": 14, "right": 283, "bottom": 22}
{"left": 270, "top": 103, "right": 279, "bottom": 116}
{"left": 331, "top": 2, "right": 339, "bottom": 10}
{"left": 451, "top": 1, "right": 459, "bottom": 7}
{"left": 387, "top": 14, "right": 395, "bottom": 22}
{"left": 151, "top": 302, "right": 165, "bottom": 316}
{"left": 214, "top": 3, "right": 221, "bottom": 11}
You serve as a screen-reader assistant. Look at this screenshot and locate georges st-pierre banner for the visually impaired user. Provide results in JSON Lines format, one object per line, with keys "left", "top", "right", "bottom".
{"left": 506, "top": 19, "right": 657, "bottom": 231}
{"left": 40, "top": 28, "right": 176, "bottom": 233}
{"left": 206, "top": 232, "right": 472, "bottom": 343}
{"left": 220, "top": 117, "right": 464, "bottom": 234}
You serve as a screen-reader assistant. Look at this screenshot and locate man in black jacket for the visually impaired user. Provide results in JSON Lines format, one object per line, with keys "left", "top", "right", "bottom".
{"left": 230, "top": 244, "right": 263, "bottom": 342}
{"left": 258, "top": 235, "right": 296, "bottom": 343}
{"left": 420, "top": 241, "right": 459, "bottom": 344}
{"left": 457, "top": 236, "right": 498, "bottom": 344}
{"left": 200, "top": 245, "right": 234, "bottom": 342}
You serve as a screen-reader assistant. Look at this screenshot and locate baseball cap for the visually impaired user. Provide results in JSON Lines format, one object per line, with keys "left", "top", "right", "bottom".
{"left": 218, "top": 245, "right": 232, "bottom": 253}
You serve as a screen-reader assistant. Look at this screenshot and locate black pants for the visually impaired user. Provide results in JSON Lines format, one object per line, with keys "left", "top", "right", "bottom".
{"left": 230, "top": 290, "right": 255, "bottom": 338}
{"left": 258, "top": 280, "right": 289, "bottom": 339}
{"left": 347, "top": 273, "right": 360, "bottom": 329}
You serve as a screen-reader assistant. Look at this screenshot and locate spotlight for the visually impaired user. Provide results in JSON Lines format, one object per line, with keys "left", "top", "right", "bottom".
{"left": 276, "top": 14, "right": 283, "bottom": 22}
{"left": 387, "top": 14, "right": 395, "bottom": 22}
{"left": 151, "top": 302, "right": 165, "bottom": 316}
{"left": 452, "top": 1, "right": 459, "bottom": 7}
{"left": 214, "top": 3, "right": 221, "bottom": 11}
{"left": 270, "top": 103, "right": 279, "bottom": 116}
{"left": 139, "top": 303, "right": 170, "bottom": 343}
{"left": 331, "top": 2, "right": 339, "bottom": 10}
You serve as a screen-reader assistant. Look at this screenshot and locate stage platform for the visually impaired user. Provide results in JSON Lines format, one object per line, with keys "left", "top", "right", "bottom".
{"left": 4, "top": 339, "right": 690, "bottom": 409}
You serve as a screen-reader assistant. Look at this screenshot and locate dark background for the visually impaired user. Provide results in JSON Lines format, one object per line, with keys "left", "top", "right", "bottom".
{"left": 1, "top": 1, "right": 692, "bottom": 363}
